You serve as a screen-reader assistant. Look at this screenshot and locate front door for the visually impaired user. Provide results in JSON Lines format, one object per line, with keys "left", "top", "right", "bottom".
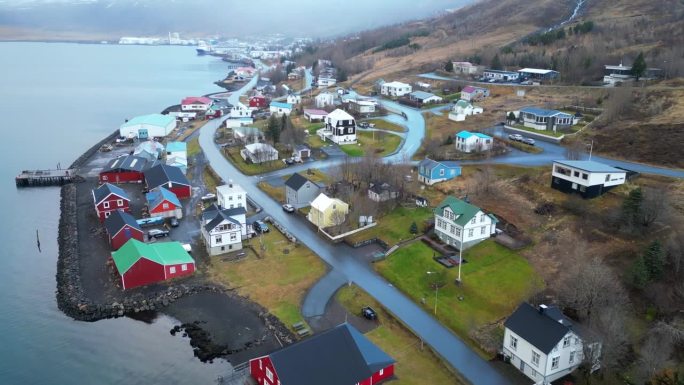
{"left": 138, "top": 128, "right": 149, "bottom": 139}
{"left": 519, "top": 360, "right": 525, "bottom": 372}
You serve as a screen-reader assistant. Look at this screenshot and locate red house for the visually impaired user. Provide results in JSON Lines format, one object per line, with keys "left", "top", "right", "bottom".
{"left": 249, "top": 95, "right": 268, "bottom": 108}
{"left": 99, "top": 155, "right": 147, "bottom": 184}
{"left": 111, "top": 239, "right": 196, "bottom": 290}
{"left": 146, "top": 187, "right": 183, "bottom": 219}
{"left": 104, "top": 210, "right": 144, "bottom": 250}
{"left": 143, "top": 164, "right": 192, "bottom": 199}
{"left": 250, "top": 323, "right": 395, "bottom": 385}
{"left": 92, "top": 183, "right": 131, "bottom": 222}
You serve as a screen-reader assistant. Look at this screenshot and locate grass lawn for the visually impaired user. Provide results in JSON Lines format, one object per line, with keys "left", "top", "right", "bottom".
{"left": 509, "top": 124, "right": 574, "bottom": 138}
{"left": 257, "top": 181, "right": 285, "bottom": 203}
{"left": 375, "top": 240, "right": 543, "bottom": 356}
{"left": 364, "top": 118, "right": 406, "bottom": 133}
{"left": 187, "top": 137, "right": 201, "bottom": 157}
{"left": 281, "top": 169, "right": 331, "bottom": 185}
{"left": 223, "top": 146, "right": 286, "bottom": 176}
{"left": 202, "top": 165, "right": 222, "bottom": 193}
{"left": 305, "top": 134, "right": 327, "bottom": 149}
{"left": 507, "top": 140, "right": 544, "bottom": 154}
{"left": 208, "top": 230, "right": 326, "bottom": 331}
{"left": 346, "top": 207, "right": 433, "bottom": 246}
{"left": 340, "top": 131, "right": 402, "bottom": 157}
{"left": 337, "top": 285, "right": 465, "bottom": 385}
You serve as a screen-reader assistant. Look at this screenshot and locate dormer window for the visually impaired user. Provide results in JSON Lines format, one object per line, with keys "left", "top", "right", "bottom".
{"left": 563, "top": 336, "right": 571, "bottom": 348}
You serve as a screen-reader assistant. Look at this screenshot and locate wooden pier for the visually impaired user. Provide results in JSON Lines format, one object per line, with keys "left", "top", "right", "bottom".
{"left": 15, "top": 169, "right": 77, "bottom": 187}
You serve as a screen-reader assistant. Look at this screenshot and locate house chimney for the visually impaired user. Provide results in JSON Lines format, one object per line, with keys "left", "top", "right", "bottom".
{"left": 539, "top": 304, "right": 548, "bottom": 314}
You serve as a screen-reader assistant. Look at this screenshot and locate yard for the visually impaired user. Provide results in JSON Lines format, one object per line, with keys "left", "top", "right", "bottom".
{"left": 304, "top": 133, "right": 327, "bottom": 149}
{"left": 363, "top": 118, "right": 406, "bottom": 133}
{"left": 375, "top": 240, "right": 542, "bottom": 356}
{"left": 281, "top": 169, "right": 331, "bottom": 185}
{"left": 508, "top": 124, "right": 571, "bottom": 138}
{"left": 340, "top": 131, "right": 402, "bottom": 157}
{"left": 187, "top": 137, "right": 201, "bottom": 157}
{"left": 208, "top": 230, "right": 327, "bottom": 331}
{"left": 223, "top": 146, "right": 286, "bottom": 175}
{"left": 336, "top": 285, "right": 465, "bottom": 385}
{"left": 257, "top": 181, "right": 285, "bottom": 203}
{"left": 202, "top": 165, "right": 222, "bottom": 193}
{"left": 346, "top": 206, "right": 433, "bottom": 246}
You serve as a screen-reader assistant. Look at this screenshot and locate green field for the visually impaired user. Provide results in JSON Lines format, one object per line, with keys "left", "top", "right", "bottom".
{"left": 375, "top": 240, "right": 542, "bottom": 356}
{"left": 340, "top": 131, "right": 402, "bottom": 157}
{"left": 364, "top": 119, "right": 407, "bottom": 133}
{"left": 346, "top": 207, "right": 433, "bottom": 246}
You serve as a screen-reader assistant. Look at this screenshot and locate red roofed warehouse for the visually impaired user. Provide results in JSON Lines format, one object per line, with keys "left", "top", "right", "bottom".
{"left": 92, "top": 183, "right": 130, "bottom": 222}
{"left": 250, "top": 323, "right": 395, "bottom": 385}
{"left": 143, "top": 164, "right": 192, "bottom": 199}
{"left": 181, "top": 96, "right": 213, "bottom": 111}
{"left": 104, "top": 210, "right": 144, "bottom": 250}
{"left": 111, "top": 239, "right": 195, "bottom": 290}
{"left": 99, "top": 155, "right": 147, "bottom": 184}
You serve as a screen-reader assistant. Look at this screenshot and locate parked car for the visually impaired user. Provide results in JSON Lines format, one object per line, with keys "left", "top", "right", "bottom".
{"left": 284, "top": 158, "right": 294, "bottom": 165}
{"left": 522, "top": 137, "right": 536, "bottom": 145}
{"left": 201, "top": 193, "right": 216, "bottom": 201}
{"left": 252, "top": 220, "right": 269, "bottom": 233}
{"left": 362, "top": 306, "right": 378, "bottom": 320}
{"left": 115, "top": 136, "right": 127, "bottom": 143}
{"left": 282, "top": 204, "right": 295, "bottom": 213}
{"left": 508, "top": 134, "right": 523, "bottom": 141}
{"left": 368, "top": 122, "right": 375, "bottom": 128}
{"left": 169, "top": 217, "right": 179, "bottom": 227}
{"left": 147, "top": 229, "right": 170, "bottom": 240}
{"left": 358, "top": 122, "right": 369, "bottom": 128}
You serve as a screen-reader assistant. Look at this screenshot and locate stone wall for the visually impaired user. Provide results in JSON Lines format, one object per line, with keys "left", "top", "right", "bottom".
{"left": 69, "top": 129, "right": 120, "bottom": 169}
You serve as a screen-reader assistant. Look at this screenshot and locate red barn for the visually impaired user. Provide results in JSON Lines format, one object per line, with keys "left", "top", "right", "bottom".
{"left": 92, "top": 183, "right": 131, "bottom": 222}
{"left": 99, "top": 155, "right": 147, "bottom": 184}
{"left": 249, "top": 95, "right": 268, "bottom": 108}
{"left": 250, "top": 323, "right": 395, "bottom": 385}
{"left": 104, "top": 209, "right": 144, "bottom": 250}
{"left": 143, "top": 164, "right": 192, "bottom": 199}
{"left": 146, "top": 187, "right": 183, "bottom": 219}
{"left": 111, "top": 239, "right": 195, "bottom": 290}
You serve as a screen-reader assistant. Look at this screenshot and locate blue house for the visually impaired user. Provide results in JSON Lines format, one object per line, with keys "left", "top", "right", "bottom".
{"left": 418, "top": 158, "right": 461, "bottom": 185}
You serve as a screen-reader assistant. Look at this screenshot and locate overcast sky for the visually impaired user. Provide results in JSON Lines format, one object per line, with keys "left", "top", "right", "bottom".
{"left": 0, "top": 0, "right": 475, "bottom": 38}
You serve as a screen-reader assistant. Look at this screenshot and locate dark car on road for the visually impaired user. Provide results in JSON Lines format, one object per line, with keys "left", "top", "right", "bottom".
{"left": 252, "top": 220, "right": 269, "bottom": 233}
{"left": 147, "top": 228, "right": 170, "bottom": 240}
{"left": 362, "top": 306, "right": 378, "bottom": 320}
{"left": 522, "top": 137, "right": 536, "bottom": 145}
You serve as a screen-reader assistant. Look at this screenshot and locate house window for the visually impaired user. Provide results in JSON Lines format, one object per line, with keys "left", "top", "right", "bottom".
{"left": 532, "top": 351, "right": 540, "bottom": 366}
{"left": 582, "top": 173, "right": 588, "bottom": 180}
{"left": 569, "top": 351, "right": 576, "bottom": 364}
{"left": 481, "top": 226, "right": 486, "bottom": 235}
{"left": 230, "top": 233, "right": 237, "bottom": 241}
{"left": 573, "top": 171, "right": 580, "bottom": 177}
{"left": 379, "top": 369, "right": 384, "bottom": 376}
{"left": 117, "top": 199, "right": 123, "bottom": 206}
{"left": 468, "top": 229, "right": 474, "bottom": 237}
{"left": 563, "top": 336, "right": 571, "bottom": 348}
{"left": 181, "top": 264, "right": 187, "bottom": 271}
{"left": 170, "top": 266, "right": 176, "bottom": 274}
{"left": 103, "top": 201, "right": 110, "bottom": 209}
{"left": 551, "top": 356, "right": 560, "bottom": 369}
{"left": 265, "top": 368, "right": 274, "bottom": 382}
{"left": 450, "top": 225, "right": 455, "bottom": 234}
{"left": 480, "top": 215, "right": 484, "bottom": 223}
{"left": 455, "top": 228, "right": 461, "bottom": 237}
{"left": 215, "top": 235, "right": 222, "bottom": 243}
{"left": 471, "top": 218, "right": 476, "bottom": 224}
{"left": 509, "top": 335, "right": 518, "bottom": 350}
{"left": 162, "top": 203, "right": 169, "bottom": 209}
{"left": 439, "top": 169, "right": 445, "bottom": 176}
{"left": 259, "top": 360, "right": 262, "bottom": 369}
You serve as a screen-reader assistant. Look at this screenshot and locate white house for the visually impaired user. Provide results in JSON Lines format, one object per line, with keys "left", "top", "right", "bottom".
{"left": 482, "top": 69, "right": 519, "bottom": 81}
{"left": 452, "top": 61, "right": 479, "bottom": 75}
{"left": 217, "top": 182, "right": 247, "bottom": 210}
{"left": 317, "top": 76, "right": 337, "bottom": 88}
{"left": 317, "top": 108, "right": 356, "bottom": 144}
{"left": 433, "top": 196, "right": 497, "bottom": 250}
{"left": 448, "top": 100, "right": 483, "bottom": 122}
{"left": 201, "top": 205, "right": 247, "bottom": 255}
{"left": 454, "top": 130, "right": 493, "bottom": 153}
{"left": 241, "top": 143, "right": 279, "bottom": 164}
{"left": 269, "top": 101, "right": 293, "bottom": 116}
{"left": 315, "top": 92, "right": 335, "bottom": 108}
{"left": 460, "top": 86, "right": 489, "bottom": 101}
{"left": 229, "top": 102, "right": 253, "bottom": 118}
{"left": 119, "top": 114, "right": 177, "bottom": 140}
{"left": 225, "top": 117, "right": 254, "bottom": 129}
{"left": 303, "top": 109, "right": 328, "bottom": 122}
{"left": 380, "top": 81, "right": 412, "bottom": 97}
{"left": 181, "top": 96, "right": 213, "bottom": 111}
{"left": 286, "top": 94, "right": 302, "bottom": 105}
{"left": 348, "top": 99, "right": 377, "bottom": 114}
{"left": 503, "top": 303, "right": 601, "bottom": 385}
{"left": 551, "top": 160, "right": 627, "bottom": 199}
{"left": 408, "top": 91, "right": 443, "bottom": 104}
{"left": 233, "top": 126, "right": 264, "bottom": 144}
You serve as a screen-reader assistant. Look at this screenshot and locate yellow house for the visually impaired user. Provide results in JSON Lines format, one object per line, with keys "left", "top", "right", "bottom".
{"left": 307, "top": 193, "right": 349, "bottom": 228}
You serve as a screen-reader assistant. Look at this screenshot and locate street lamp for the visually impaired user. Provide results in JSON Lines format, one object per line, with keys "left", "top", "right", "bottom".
{"left": 456, "top": 229, "right": 464, "bottom": 284}
{"left": 426, "top": 271, "right": 439, "bottom": 316}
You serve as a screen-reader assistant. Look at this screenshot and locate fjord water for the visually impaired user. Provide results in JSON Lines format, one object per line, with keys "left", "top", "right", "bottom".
{"left": 0, "top": 42, "right": 229, "bottom": 384}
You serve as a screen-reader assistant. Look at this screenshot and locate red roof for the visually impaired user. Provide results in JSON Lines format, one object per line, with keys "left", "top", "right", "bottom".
{"left": 182, "top": 96, "right": 212, "bottom": 105}
{"left": 462, "top": 86, "right": 476, "bottom": 93}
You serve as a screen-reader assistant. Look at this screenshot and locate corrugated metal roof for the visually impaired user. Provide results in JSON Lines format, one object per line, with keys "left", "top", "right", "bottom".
{"left": 121, "top": 114, "right": 175, "bottom": 128}
{"left": 554, "top": 160, "right": 625, "bottom": 173}
{"left": 111, "top": 239, "right": 194, "bottom": 275}
{"left": 520, "top": 106, "right": 572, "bottom": 118}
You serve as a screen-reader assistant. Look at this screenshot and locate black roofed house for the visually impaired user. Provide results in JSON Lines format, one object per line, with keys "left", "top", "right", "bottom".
{"left": 104, "top": 209, "right": 144, "bottom": 250}
{"left": 201, "top": 204, "right": 246, "bottom": 255}
{"left": 285, "top": 172, "right": 321, "bottom": 207}
{"left": 503, "top": 303, "right": 602, "bottom": 384}
{"left": 367, "top": 181, "right": 399, "bottom": 202}
{"left": 249, "top": 323, "right": 395, "bottom": 385}
{"left": 143, "top": 164, "right": 191, "bottom": 199}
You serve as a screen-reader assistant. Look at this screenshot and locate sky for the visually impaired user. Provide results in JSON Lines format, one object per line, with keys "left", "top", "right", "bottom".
{"left": 0, "top": 0, "right": 474, "bottom": 38}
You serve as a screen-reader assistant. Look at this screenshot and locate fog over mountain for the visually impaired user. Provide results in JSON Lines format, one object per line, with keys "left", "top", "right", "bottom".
{"left": 0, "top": 0, "right": 474, "bottom": 39}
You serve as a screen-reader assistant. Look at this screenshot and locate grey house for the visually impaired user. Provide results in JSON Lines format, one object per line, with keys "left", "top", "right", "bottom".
{"left": 285, "top": 173, "right": 321, "bottom": 206}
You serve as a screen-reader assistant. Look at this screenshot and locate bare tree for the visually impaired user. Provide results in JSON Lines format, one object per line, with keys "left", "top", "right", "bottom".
{"left": 640, "top": 186, "right": 668, "bottom": 227}
{"left": 666, "top": 232, "right": 684, "bottom": 277}
{"left": 565, "top": 138, "right": 586, "bottom": 160}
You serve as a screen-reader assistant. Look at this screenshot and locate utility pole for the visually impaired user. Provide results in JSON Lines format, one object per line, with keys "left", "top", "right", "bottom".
{"left": 588, "top": 140, "right": 594, "bottom": 160}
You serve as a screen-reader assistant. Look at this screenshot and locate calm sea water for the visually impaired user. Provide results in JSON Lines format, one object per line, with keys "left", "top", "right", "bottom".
{"left": 0, "top": 42, "right": 230, "bottom": 384}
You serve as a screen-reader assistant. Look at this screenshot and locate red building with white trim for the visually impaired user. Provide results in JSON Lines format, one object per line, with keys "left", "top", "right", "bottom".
{"left": 111, "top": 240, "right": 196, "bottom": 290}
{"left": 250, "top": 323, "right": 395, "bottom": 385}
{"left": 99, "top": 155, "right": 147, "bottom": 184}
{"left": 92, "top": 183, "right": 131, "bottom": 222}
{"left": 104, "top": 210, "right": 144, "bottom": 250}
{"left": 249, "top": 95, "right": 268, "bottom": 108}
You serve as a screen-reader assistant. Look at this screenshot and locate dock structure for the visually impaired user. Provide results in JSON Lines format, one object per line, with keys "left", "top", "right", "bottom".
{"left": 15, "top": 169, "right": 77, "bottom": 187}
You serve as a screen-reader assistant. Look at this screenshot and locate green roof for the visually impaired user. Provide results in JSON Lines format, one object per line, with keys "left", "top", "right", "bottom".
{"left": 111, "top": 239, "right": 194, "bottom": 274}
{"left": 434, "top": 196, "right": 482, "bottom": 226}
{"left": 121, "top": 114, "right": 175, "bottom": 128}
